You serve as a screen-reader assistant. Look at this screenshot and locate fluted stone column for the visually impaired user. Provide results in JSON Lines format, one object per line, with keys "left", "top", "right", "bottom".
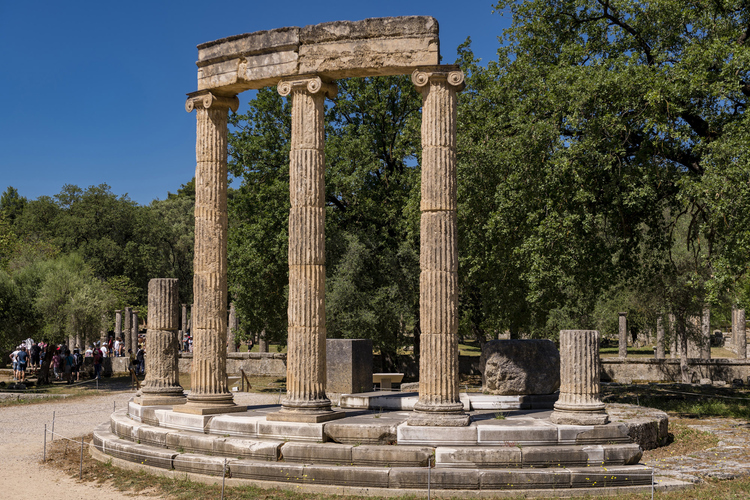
{"left": 176, "top": 91, "right": 244, "bottom": 415}
{"left": 551, "top": 330, "right": 608, "bottom": 425}
{"left": 100, "top": 314, "right": 108, "bottom": 347}
{"left": 669, "top": 313, "right": 677, "bottom": 358}
{"left": 135, "top": 279, "right": 186, "bottom": 406}
{"left": 124, "top": 306, "right": 132, "bottom": 352}
{"left": 131, "top": 310, "right": 139, "bottom": 352}
{"left": 407, "top": 66, "right": 468, "bottom": 427}
{"left": 265, "top": 76, "right": 341, "bottom": 423}
{"left": 701, "top": 307, "right": 711, "bottom": 359}
{"left": 618, "top": 312, "right": 628, "bottom": 358}
{"left": 115, "top": 310, "right": 122, "bottom": 343}
{"left": 227, "top": 302, "right": 238, "bottom": 353}
{"left": 656, "top": 316, "right": 665, "bottom": 359}
{"left": 737, "top": 309, "right": 747, "bottom": 359}
{"left": 181, "top": 303, "right": 187, "bottom": 336}
{"left": 259, "top": 330, "right": 268, "bottom": 353}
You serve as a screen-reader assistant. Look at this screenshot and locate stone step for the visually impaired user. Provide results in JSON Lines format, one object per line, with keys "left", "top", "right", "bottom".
{"left": 93, "top": 424, "right": 653, "bottom": 491}
{"left": 109, "top": 413, "right": 641, "bottom": 469}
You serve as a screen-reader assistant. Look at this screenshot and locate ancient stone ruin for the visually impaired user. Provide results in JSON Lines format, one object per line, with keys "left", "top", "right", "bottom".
{"left": 92, "top": 17, "right": 672, "bottom": 495}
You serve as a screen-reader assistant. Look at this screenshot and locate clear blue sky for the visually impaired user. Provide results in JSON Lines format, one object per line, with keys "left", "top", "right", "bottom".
{"left": 0, "top": 1, "right": 511, "bottom": 205}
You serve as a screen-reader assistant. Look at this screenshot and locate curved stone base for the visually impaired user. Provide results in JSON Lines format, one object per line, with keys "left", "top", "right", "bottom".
{"left": 550, "top": 409, "right": 609, "bottom": 426}
{"left": 91, "top": 441, "right": 693, "bottom": 498}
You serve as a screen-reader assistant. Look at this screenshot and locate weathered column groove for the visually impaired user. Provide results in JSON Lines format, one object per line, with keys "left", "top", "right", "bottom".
{"left": 266, "top": 76, "right": 343, "bottom": 423}
{"left": 618, "top": 312, "right": 628, "bottom": 358}
{"left": 408, "top": 66, "right": 468, "bottom": 427}
{"left": 176, "top": 91, "right": 244, "bottom": 415}
{"left": 135, "top": 279, "right": 186, "bottom": 406}
{"left": 701, "top": 307, "right": 711, "bottom": 359}
{"left": 737, "top": 309, "right": 747, "bottom": 359}
{"left": 656, "top": 315, "right": 665, "bottom": 359}
{"left": 551, "top": 330, "right": 608, "bottom": 425}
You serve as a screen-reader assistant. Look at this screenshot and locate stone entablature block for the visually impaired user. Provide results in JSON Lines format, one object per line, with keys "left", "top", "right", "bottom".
{"left": 196, "top": 17, "right": 440, "bottom": 94}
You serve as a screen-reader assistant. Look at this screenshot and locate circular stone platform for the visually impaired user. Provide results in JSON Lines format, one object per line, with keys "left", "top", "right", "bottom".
{"left": 90, "top": 401, "right": 685, "bottom": 496}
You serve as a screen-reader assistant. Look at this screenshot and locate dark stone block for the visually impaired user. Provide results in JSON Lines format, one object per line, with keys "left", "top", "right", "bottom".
{"left": 326, "top": 339, "right": 373, "bottom": 395}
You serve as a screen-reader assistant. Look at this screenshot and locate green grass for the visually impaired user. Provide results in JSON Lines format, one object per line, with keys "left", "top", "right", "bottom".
{"left": 603, "top": 383, "right": 750, "bottom": 420}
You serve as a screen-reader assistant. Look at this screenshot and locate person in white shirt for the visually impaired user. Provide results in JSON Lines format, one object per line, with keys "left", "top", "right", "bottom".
{"left": 101, "top": 344, "right": 108, "bottom": 358}
{"left": 113, "top": 338, "right": 121, "bottom": 357}
{"left": 85, "top": 345, "right": 93, "bottom": 357}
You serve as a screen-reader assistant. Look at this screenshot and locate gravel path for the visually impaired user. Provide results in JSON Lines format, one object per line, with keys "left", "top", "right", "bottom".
{"left": 0, "top": 389, "right": 280, "bottom": 500}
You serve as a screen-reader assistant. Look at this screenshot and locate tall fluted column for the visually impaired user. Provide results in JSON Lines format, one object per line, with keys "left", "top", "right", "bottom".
{"left": 176, "top": 91, "right": 244, "bottom": 415}
{"left": 227, "top": 302, "right": 238, "bottom": 353}
{"left": 123, "top": 306, "right": 132, "bottom": 353}
{"left": 266, "top": 76, "right": 342, "bottom": 423}
{"left": 551, "top": 330, "right": 609, "bottom": 425}
{"left": 618, "top": 312, "right": 628, "bottom": 358}
{"left": 737, "top": 309, "right": 747, "bottom": 359}
{"left": 656, "top": 315, "right": 665, "bottom": 359}
{"left": 100, "top": 314, "right": 108, "bottom": 347}
{"left": 115, "top": 310, "right": 122, "bottom": 344}
{"left": 701, "top": 307, "right": 711, "bottom": 359}
{"left": 135, "top": 279, "right": 186, "bottom": 406}
{"left": 131, "top": 310, "right": 139, "bottom": 353}
{"left": 408, "top": 66, "right": 468, "bottom": 427}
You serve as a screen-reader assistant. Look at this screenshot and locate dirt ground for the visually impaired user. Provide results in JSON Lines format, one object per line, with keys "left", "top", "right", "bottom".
{"left": 0, "top": 390, "right": 154, "bottom": 499}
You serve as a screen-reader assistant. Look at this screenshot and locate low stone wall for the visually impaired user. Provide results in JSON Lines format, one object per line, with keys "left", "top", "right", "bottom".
{"left": 602, "top": 358, "right": 750, "bottom": 384}
{"left": 178, "top": 352, "right": 287, "bottom": 377}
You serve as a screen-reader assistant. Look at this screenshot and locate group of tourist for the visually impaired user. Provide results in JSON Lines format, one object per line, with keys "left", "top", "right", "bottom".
{"left": 8, "top": 337, "right": 147, "bottom": 384}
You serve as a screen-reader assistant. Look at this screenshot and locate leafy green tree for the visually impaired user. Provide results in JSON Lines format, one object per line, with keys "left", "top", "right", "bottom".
{"left": 454, "top": 0, "right": 750, "bottom": 345}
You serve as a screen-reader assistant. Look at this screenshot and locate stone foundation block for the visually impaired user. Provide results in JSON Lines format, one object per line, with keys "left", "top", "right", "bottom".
{"left": 304, "top": 465, "right": 390, "bottom": 487}
{"left": 137, "top": 425, "right": 175, "bottom": 448}
{"left": 479, "top": 469, "right": 571, "bottom": 490}
{"left": 397, "top": 422, "right": 477, "bottom": 445}
{"left": 521, "top": 445, "right": 591, "bottom": 467}
{"left": 325, "top": 421, "right": 398, "bottom": 445}
{"left": 435, "top": 446, "right": 521, "bottom": 468}
{"left": 208, "top": 414, "right": 264, "bottom": 437}
{"left": 128, "top": 402, "right": 170, "bottom": 426}
{"left": 229, "top": 461, "right": 307, "bottom": 482}
{"left": 569, "top": 465, "right": 652, "bottom": 487}
{"left": 352, "top": 445, "right": 433, "bottom": 467}
{"left": 389, "top": 467, "right": 479, "bottom": 490}
{"left": 604, "top": 443, "right": 643, "bottom": 465}
{"left": 166, "top": 431, "right": 217, "bottom": 454}
{"left": 477, "top": 422, "right": 557, "bottom": 446}
{"left": 173, "top": 453, "right": 227, "bottom": 476}
{"left": 257, "top": 421, "right": 326, "bottom": 442}
{"left": 110, "top": 412, "right": 141, "bottom": 441}
{"left": 98, "top": 430, "right": 176, "bottom": 469}
{"left": 159, "top": 410, "right": 212, "bottom": 433}
{"left": 216, "top": 437, "right": 282, "bottom": 461}
{"left": 281, "top": 442, "right": 352, "bottom": 464}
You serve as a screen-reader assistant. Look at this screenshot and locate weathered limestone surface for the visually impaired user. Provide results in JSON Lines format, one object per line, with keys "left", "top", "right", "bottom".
{"left": 227, "top": 302, "right": 238, "bottom": 353}
{"left": 115, "top": 310, "right": 122, "bottom": 340}
{"left": 181, "top": 303, "right": 187, "bottom": 336}
{"left": 656, "top": 316, "right": 665, "bottom": 359}
{"left": 408, "top": 66, "right": 467, "bottom": 427}
{"left": 266, "top": 76, "right": 342, "bottom": 424}
{"left": 135, "top": 278, "right": 186, "bottom": 406}
{"left": 618, "top": 312, "right": 628, "bottom": 358}
{"left": 737, "top": 308, "right": 747, "bottom": 359}
{"left": 196, "top": 17, "right": 439, "bottom": 94}
{"left": 480, "top": 340, "right": 560, "bottom": 395}
{"left": 124, "top": 306, "right": 132, "bottom": 352}
{"left": 176, "top": 91, "right": 244, "bottom": 416}
{"left": 701, "top": 307, "right": 711, "bottom": 359}
{"left": 131, "top": 310, "right": 139, "bottom": 353}
{"left": 551, "top": 330, "right": 608, "bottom": 425}
{"left": 326, "top": 339, "right": 373, "bottom": 395}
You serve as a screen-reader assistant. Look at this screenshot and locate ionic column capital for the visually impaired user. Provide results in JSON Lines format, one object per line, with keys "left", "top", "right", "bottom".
{"left": 411, "top": 65, "right": 465, "bottom": 92}
{"left": 185, "top": 91, "right": 239, "bottom": 113}
{"left": 277, "top": 76, "right": 337, "bottom": 99}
